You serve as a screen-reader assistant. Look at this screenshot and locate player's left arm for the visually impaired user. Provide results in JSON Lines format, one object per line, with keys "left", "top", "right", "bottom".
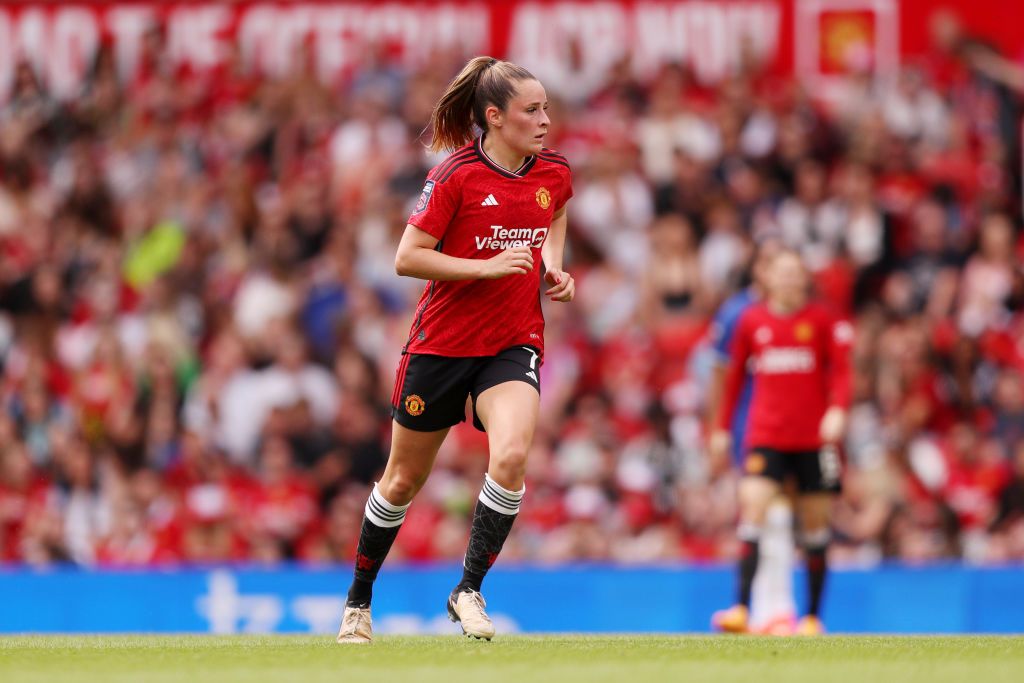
{"left": 820, "top": 316, "right": 855, "bottom": 444}
{"left": 542, "top": 204, "right": 574, "bottom": 302}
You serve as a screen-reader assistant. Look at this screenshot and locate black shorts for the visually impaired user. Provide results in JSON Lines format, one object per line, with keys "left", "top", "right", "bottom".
{"left": 391, "top": 345, "right": 541, "bottom": 432}
{"left": 743, "top": 445, "right": 843, "bottom": 494}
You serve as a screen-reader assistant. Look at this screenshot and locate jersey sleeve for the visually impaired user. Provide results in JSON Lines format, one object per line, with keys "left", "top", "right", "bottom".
{"left": 407, "top": 171, "right": 461, "bottom": 241}
{"left": 556, "top": 164, "right": 573, "bottom": 212}
{"left": 718, "top": 310, "right": 753, "bottom": 432}
{"left": 710, "top": 297, "right": 743, "bottom": 365}
{"left": 826, "top": 315, "right": 854, "bottom": 410}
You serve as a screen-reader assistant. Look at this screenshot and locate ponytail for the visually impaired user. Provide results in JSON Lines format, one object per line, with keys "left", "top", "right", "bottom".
{"left": 428, "top": 56, "right": 536, "bottom": 152}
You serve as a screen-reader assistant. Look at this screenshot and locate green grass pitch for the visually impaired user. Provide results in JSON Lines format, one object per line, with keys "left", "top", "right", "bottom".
{"left": 2, "top": 635, "right": 1022, "bottom": 683}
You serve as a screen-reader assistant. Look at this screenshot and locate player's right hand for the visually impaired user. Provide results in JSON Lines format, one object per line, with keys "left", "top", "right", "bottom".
{"left": 819, "top": 406, "right": 847, "bottom": 444}
{"left": 708, "top": 429, "right": 733, "bottom": 464}
{"left": 482, "top": 245, "right": 533, "bottom": 279}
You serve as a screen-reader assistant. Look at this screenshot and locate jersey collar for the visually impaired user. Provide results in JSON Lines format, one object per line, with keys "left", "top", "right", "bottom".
{"left": 475, "top": 135, "right": 536, "bottom": 179}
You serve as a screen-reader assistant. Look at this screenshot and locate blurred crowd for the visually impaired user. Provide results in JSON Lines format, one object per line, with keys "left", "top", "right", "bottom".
{"left": 2, "top": 11, "right": 1024, "bottom": 569}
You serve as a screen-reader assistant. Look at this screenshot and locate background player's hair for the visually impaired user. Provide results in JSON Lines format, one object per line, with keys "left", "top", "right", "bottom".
{"left": 428, "top": 56, "right": 536, "bottom": 152}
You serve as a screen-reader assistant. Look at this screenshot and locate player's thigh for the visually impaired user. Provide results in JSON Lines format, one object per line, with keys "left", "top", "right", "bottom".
{"left": 474, "top": 381, "right": 540, "bottom": 489}
{"left": 385, "top": 350, "right": 472, "bottom": 503}
{"left": 392, "top": 353, "right": 474, "bottom": 432}
{"left": 795, "top": 493, "right": 835, "bottom": 534}
{"left": 474, "top": 379, "right": 541, "bottom": 446}
{"left": 738, "top": 476, "right": 781, "bottom": 524}
{"left": 470, "top": 345, "right": 541, "bottom": 428}
{"left": 738, "top": 448, "right": 784, "bottom": 521}
{"left": 378, "top": 420, "right": 450, "bottom": 504}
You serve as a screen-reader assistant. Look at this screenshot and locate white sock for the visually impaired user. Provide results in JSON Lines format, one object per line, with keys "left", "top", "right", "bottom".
{"left": 477, "top": 473, "right": 525, "bottom": 515}
{"left": 364, "top": 483, "right": 411, "bottom": 528}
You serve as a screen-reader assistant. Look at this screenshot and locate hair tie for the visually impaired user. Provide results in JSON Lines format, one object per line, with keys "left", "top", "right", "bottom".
{"left": 488, "top": 58, "right": 498, "bottom": 68}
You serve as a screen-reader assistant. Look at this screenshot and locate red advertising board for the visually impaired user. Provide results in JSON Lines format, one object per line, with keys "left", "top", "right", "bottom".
{"left": 0, "top": 1, "right": 1021, "bottom": 101}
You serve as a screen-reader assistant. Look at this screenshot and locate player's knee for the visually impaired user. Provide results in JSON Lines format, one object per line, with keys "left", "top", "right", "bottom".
{"left": 798, "top": 502, "right": 832, "bottom": 533}
{"left": 489, "top": 445, "right": 529, "bottom": 489}
{"left": 379, "top": 469, "right": 427, "bottom": 505}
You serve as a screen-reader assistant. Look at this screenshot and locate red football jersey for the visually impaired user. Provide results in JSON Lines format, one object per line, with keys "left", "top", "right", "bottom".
{"left": 719, "top": 301, "right": 853, "bottom": 450}
{"left": 403, "top": 136, "right": 573, "bottom": 357}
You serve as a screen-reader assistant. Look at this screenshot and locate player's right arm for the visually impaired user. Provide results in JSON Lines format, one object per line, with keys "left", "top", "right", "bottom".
{"left": 398, "top": 168, "right": 533, "bottom": 282}
{"left": 711, "top": 310, "right": 753, "bottom": 459}
{"left": 395, "top": 225, "right": 533, "bottom": 281}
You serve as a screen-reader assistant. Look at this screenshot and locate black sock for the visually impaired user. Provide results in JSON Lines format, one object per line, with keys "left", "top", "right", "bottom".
{"left": 346, "top": 484, "right": 410, "bottom": 608}
{"left": 738, "top": 539, "right": 760, "bottom": 608}
{"left": 456, "top": 474, "right": 524, "bottom": 594}
{"left": 806, "top": 544, "right": 828, "bottom": 617}
{"left": 736, "top": 523, "right": 761, "bottom": 608}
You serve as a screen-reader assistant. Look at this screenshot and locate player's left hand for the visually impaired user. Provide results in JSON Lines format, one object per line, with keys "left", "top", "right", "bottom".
{"left": 544, "top": 268, "right": 575, "bottom": 302}
{"left": 819, "top": 406, "right": 847, "bottom": 444}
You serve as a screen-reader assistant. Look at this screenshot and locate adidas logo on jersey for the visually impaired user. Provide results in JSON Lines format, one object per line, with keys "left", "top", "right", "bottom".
{"left": 481, "top": 194, "right": 499, "bottom": 206}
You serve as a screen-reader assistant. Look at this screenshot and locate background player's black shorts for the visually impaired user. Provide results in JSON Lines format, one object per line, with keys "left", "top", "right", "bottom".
{"left": 391, "top": 345, "right": 541, "bottom": 432}
{"left": 743, "top": 445, "right": 843, "bottom": 494}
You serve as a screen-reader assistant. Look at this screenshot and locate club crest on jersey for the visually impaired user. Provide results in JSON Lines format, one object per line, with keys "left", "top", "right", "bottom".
{"left": 413, "top": 180, "right": 435, "bottom": 215}
{"left": 746, "top": 452, "right": 766, "bottom": 474}
{"left": 794, "top": 321, "right": 814, "bottom": 342}
{"left": 404, "top": 394, "right": 425, "bottom": 416}
{"left": 535, "top": 187, "right": 551, "bottom": 209}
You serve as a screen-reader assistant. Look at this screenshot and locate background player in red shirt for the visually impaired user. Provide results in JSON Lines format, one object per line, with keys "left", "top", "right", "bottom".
{"left": 706, "top": 238, "right": 799, "bottom": 635}
{"left": 336, "top": 56, "right": 574, "bottom": 643}
{"left": 711, "top": 249, "right": 853, "bottom": 635}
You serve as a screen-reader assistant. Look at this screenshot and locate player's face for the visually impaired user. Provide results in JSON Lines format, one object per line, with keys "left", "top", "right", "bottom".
{"left": 496, "top": 79, "right": 550, "bottom": 156}
{"left": 768, "top": 252, "right": 808, "bottom": 309}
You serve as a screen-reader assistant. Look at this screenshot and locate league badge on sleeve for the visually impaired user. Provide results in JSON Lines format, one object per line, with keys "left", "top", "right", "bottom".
{"left": 413, "top": 180, "right": 435, "bottom": 215}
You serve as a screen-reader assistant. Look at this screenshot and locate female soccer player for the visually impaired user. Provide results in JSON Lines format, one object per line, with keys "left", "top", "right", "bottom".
{"left": 337, "top": 56, "right": 574, "bottom": 643}
{"left": 711, "top": 249, "right": 852, "bottom": 635}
